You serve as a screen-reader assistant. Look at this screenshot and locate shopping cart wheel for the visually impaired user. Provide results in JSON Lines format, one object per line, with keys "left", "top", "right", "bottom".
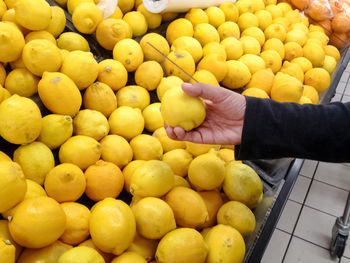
{"left": 330, "top": 234, "right": 348, "bottom": 258}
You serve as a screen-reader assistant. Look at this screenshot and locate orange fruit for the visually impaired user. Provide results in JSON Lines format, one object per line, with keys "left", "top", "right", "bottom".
{"left": 332, "top": 12, "right": 350, "bottom": 33}
{"left": 44, "top": 163, "right": 86, "bottom": 203}
{"left": 85, "top": 160, "right": 124, "bottom": 201}
{"left": 307, "top": 0, "right": 333, "bottom": 21}
{"left": 291, "top": 0, "right": 309, "bottom": 10}
{"left": 316, "top": 19, "right": 332, "bottom": 36}
{"left": 329, "top": 32, "right": 349, "bottom": 48}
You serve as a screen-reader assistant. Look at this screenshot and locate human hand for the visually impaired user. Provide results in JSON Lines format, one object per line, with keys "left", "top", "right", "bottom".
{"left": 165, "top": 82, "right": 247, "bottom": 145}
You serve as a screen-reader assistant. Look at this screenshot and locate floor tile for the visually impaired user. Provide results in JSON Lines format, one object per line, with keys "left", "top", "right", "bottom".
{"left": 261, "top": 229, "right": 291, "bottom": 263}
{"left": 305, "top": 180, "right": 348, "bottom": 216}
{"left": 342, "top": 257, "right": 350, "bottom": 263}
{"left": 294, "top": 206, "right": 335, "bottom": 249}
{"left": 276, "top": 200, "right": 302, "bottom": 233}
{"left": 332, "top": 93, "right": 343, "bottom": 102}
{"left": 338, "top": 82, "right": 347, "bottom": 94}
{"left": 300, "top": 160, "right": 318, "bottom": 178}
{"left": 342, "top": 95, "right": 350, "bottom": 103}
{"left": 340, "top": 72, "right": 350, "bottom": 83}
{"left": 284, "top": 237, "right": 338, "bottom": 263}
{"left": 289, "top": 175, "right": 311, "bottom": 204}
{"left": 315, "top": 162, "right": 350, "bottom": 191}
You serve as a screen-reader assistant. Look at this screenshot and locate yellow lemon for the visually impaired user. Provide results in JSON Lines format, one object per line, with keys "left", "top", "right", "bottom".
{"left": 251, "top": 0, "right": 265, "bottom": 11}
{"left": 217, "top": 21, "right": 240, "bottom": 40}
{"left": 156, "top": 228, "right": 208, "bottom": 263}
{"left": 59, "top": 135, "right": 101, "bottom": 170}
{"left": 235, "top": 0, "right": 254, "bottom": 14}
{"left": 222, "top": 38, "right": 243, "bottom": 61}
{"left": 130, "top": 160, "right": 174, "bottom": 197}
{"left": 116, "top": 85, "right": 150, "bottom": 110}
{"left": 113, "top": 38, "right": 144, "bottom": 72}
{"left": 280, "top": 61, "right": 304, "bottom": 83}
{"left": 185, "top": 142, "right": 220, "bottom": 157}
{"left": 57, "top": 32, "right": 90, "bottom": 52}
{"left": 112, "top": 252, "right": 147, "bottom": 263}
{"left": 166, "top": 18, "right": 194, "bottom": 45}
{"left": 264, "top": 23, "right": 286, "bottom": 42}
{"left": 61, "top": 50, "right": 98, "bottom": 90}
{"left": 324, "top": 45, "right": 341, "bottom": 61}
{"left": 162, "top": 149, "right": 193, "bottom": 177}
{"left": 0, "top": 151, "right": 11, "bottom": 162}
{"left": 202, "top": 42, "right": 227, "bottom": 60}
{"left": 239, "top": 54, "right": 266, "bottom": 74}
{"left": 156, "top": 76, "right": 183, "bottom": 101}
{"left": 108, "top": 106, "right": 144, "bottom": 140}
{"left": 100, "top": 135, "right": 133, "bottom": 169}
{"left": 246, "top": 68, "right": 275, "bottom": 94}
{"left": 299, "top": 96, "right": 312, "bottom": 104}
{"left": 217, "top": 201, "right": 256, "bottom": 235}
{"left": 22, "top": 39, "right": 62, "bottom": 76}
{"left": 277, "top": 2, "right": 292, "bottom": 14}
{"left": 9, "top": 56, "right": 25, "bottom": 70}
{"left": 161, "top": 87, "right": 205, "bottom": 131}
{"left": 132, "top": 197, "right": 176, "bottom": 239}
{"left": 0, "top": 0, "right": 6, "bottom": 19}
{"left": 142, "top": 103, "right": 163, "bottom": 132}
{"left": 38, "top": 114, "right": 73, "bottom": 149}
{"left": 79, "top": 239, "right": 116, "bottom": 263}
{"left": 67, "top": 0, "right": 94, "bottom": 14}
{"left": 305, "top": 37, "right": 323, "bottom": 47}
{"left": 0, "top": 64, "right": 5, "bottom": 85}
{"left": 108, "top": 6, "right": 123, "bottom": 19}
{"left": 303, "top": 43, "right": 325, "bottom": 67}
{"left": 284, "top": 42, "right": 303, "bottom": 61}
{"left": 0, "top": 161, "right": 26, "bottom": 213}
{"left": 291, "top": 57, "right": 313, "bottom": 73}
{"left": 73, "top": 109, "right": 109, "bottom": 140}
{"left": 17, "top": 240, "right": 72, "bottom": 263}
{"left": 126, "top": 233, "right": 158, "bottom": 262}
{"left": 2, "top": 9, "right": 30, "bottom": 35}
{"left": 164, "top": 49, "right": 195, "bottom": 81}
{"left": 272, "top": 17, "right": 290, "bottom": 31}
{"left": 15, "top": 0, "right": 51, "bottom": 30}
{"left": 238, "top": 13, "right": 259, "bottom": 32}
{"left": 285, "top": 29, "right": 308, "bottom": 46}
{"left": 242, "top": 27, "right": 265, "bottom": 46}
{"left": 204, "top": 224, "right": 245, "bottom": 263}
{"left": 174, "top": 175, "right": 191, "bottom": 188}
{"left": 262, "top": 38, "right": 285, "bottom": 59}
{"left": 45, "top": 6, "right": 66, "bottom": 38}
{"left": 309, "top": 31, "right": 329, "bottom": 46}
{"left": 205, "top": 6, "right": 225, "bottom": 28}
{"left": 38, "top": 72, "right": 82, "bottom": 116}
{"left": 9, "top": 196, "right": 66, "bottom": 248}
{"left": 0, "top": 22, "right": 25, "bottom": 63}
{"left": 290, "top": 22, "right": 309, "bottom": 34}
{"left": 0, "top": 94, "right": 42, "bottom": 144}
{"left": 219, "top": 148, "right": 236, "bottom": 162}
{"left": 83, "top": 82, "right": 117, "bottom": 117}
{"left": 0, "top": 239, "right": 16, "bottom": 263}
{"left": 323, "top": 55, "right": 337, "bottom": 73}
{"left": 221, "top": 60, "right": 252, "bottom": 89}
{"left": 153, "top": 127, "right": 186, "bottom": 153}
{"left": 171, "top": 36, "right": 203, "bottom": 63}
{"left": 270, "top": 72, "right": 303, "bottom": 103}
{"left": 219, "top": 2, "right": 239, "bottom": 22}
{"left": 44, "top": 163, "right": 86, "bottom": 203}
{"left": 190, "top": 70, "right": 219, "bottom": 86}
{"left": 197, "top": 54, "right": 228, "bottom": 82}
{"left": 140, "top": 33, "right": 170, "bottom": 63}
{"left": 118, "top": 0, "right": 134, "bottom": 13}
{"left": 0, "top": 220, "right": 23, "bottom": 260}
{"left": 96, "top": 18, "right": 132, "bottom": 50}
{"left": 72, "top": 2, "right": 103, "bottom": 34}
{"left": 137, "top": 4, "right": 162, "bottom": 30}
{"left": 303, "top": 85, "right": 319, "bottom": 104}
{"left": 130, "top": 134, "right": 163, "bottom": 161}
{"left": 135, "top": 61, "right": 164, "bottom": 91}
{"left": 188, "top": 150, "right": 226, "bottom": 191}
{"left": 98, "top": 59, "right": 128, "bottom": 91}
{"left": 59, "top": 202, "right": 90, "bottom": 245}
{"left": 242, "top": 88, "right": 270, "bottom": 98}
{"left": 123, "top": 160, "right": 146, "bottom": 193}
{"left": 4, "top": 68, "right": 39, "bottom": 97}
{"left": 255, "top": 10, "right": 272, "bottom": 31}
{"left": 90, "top": 198, "right": 136, "bottom": 255}
{"left": 13, "top": 141, "right": 55, "bottom": 185}
{"left": 197, "top": 191, "right": 224, "bottom": 229}
{"left": 304, "top": 68, "right": 331, "bottom": 92}
{"left": 165, "top": 187, "right": 209, "bottom": 228}
{"left": 265, "top": 4, "right": 282, "bottom": 19}
{"left": 123, "top": 11, "right": 147, "bottom": 37}
{"left": 58, "top": 247, "right": 104, "bottom": 263}
{"left": 239, "top": 36, "right": 261, "bottom": 55}
{"left": 25, "top": 30, "right": 56, "bottom": 45}
{"left": 224, "top": 162, "right": 263, "bottom": 209}
{"left": 193, "top": 23, "right": 220, "bottom": 46}
{"left": 185, "top": 8, "right": 209, "bottom": 26}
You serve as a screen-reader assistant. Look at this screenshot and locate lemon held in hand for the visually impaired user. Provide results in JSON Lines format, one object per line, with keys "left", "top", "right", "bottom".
{"left": 161, "top": 85, "right": 206, "bottom": 131}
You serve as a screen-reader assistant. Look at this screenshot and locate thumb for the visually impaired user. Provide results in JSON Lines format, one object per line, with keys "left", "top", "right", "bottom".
{"left": 182, "top": 82, "right": 230, "bottom": 103}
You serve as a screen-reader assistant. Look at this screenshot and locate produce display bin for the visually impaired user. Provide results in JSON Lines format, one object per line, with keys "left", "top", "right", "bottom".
{"left": 1, "top": 1, "right": 349, "bottom": 261}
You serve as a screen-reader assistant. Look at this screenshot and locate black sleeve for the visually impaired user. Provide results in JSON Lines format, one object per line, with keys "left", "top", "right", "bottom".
{"left": 235, "top": 96, "right": 350, "bottom": 163}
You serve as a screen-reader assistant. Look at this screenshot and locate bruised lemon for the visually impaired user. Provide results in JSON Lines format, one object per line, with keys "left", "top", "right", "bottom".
{"left": 117, "top": 85, "right": 150, "bottom": 110}
{"left": 113, "top": 38, "right": 144, "bottom": 72}
{"left": 164, "top": 50, "right": 195, "bottom": 82}
{"left": 98, "top": 59, "right": 128, "bottom": 91}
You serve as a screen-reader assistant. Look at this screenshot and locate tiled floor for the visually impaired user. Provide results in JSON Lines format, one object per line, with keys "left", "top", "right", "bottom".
{"left": 261, "top": 61, "right": 350, "bottom": 262}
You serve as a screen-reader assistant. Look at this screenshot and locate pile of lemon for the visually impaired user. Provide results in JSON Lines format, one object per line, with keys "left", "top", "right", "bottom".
{"left": 0, "top": 0, "right": 344, "bottom": 262}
